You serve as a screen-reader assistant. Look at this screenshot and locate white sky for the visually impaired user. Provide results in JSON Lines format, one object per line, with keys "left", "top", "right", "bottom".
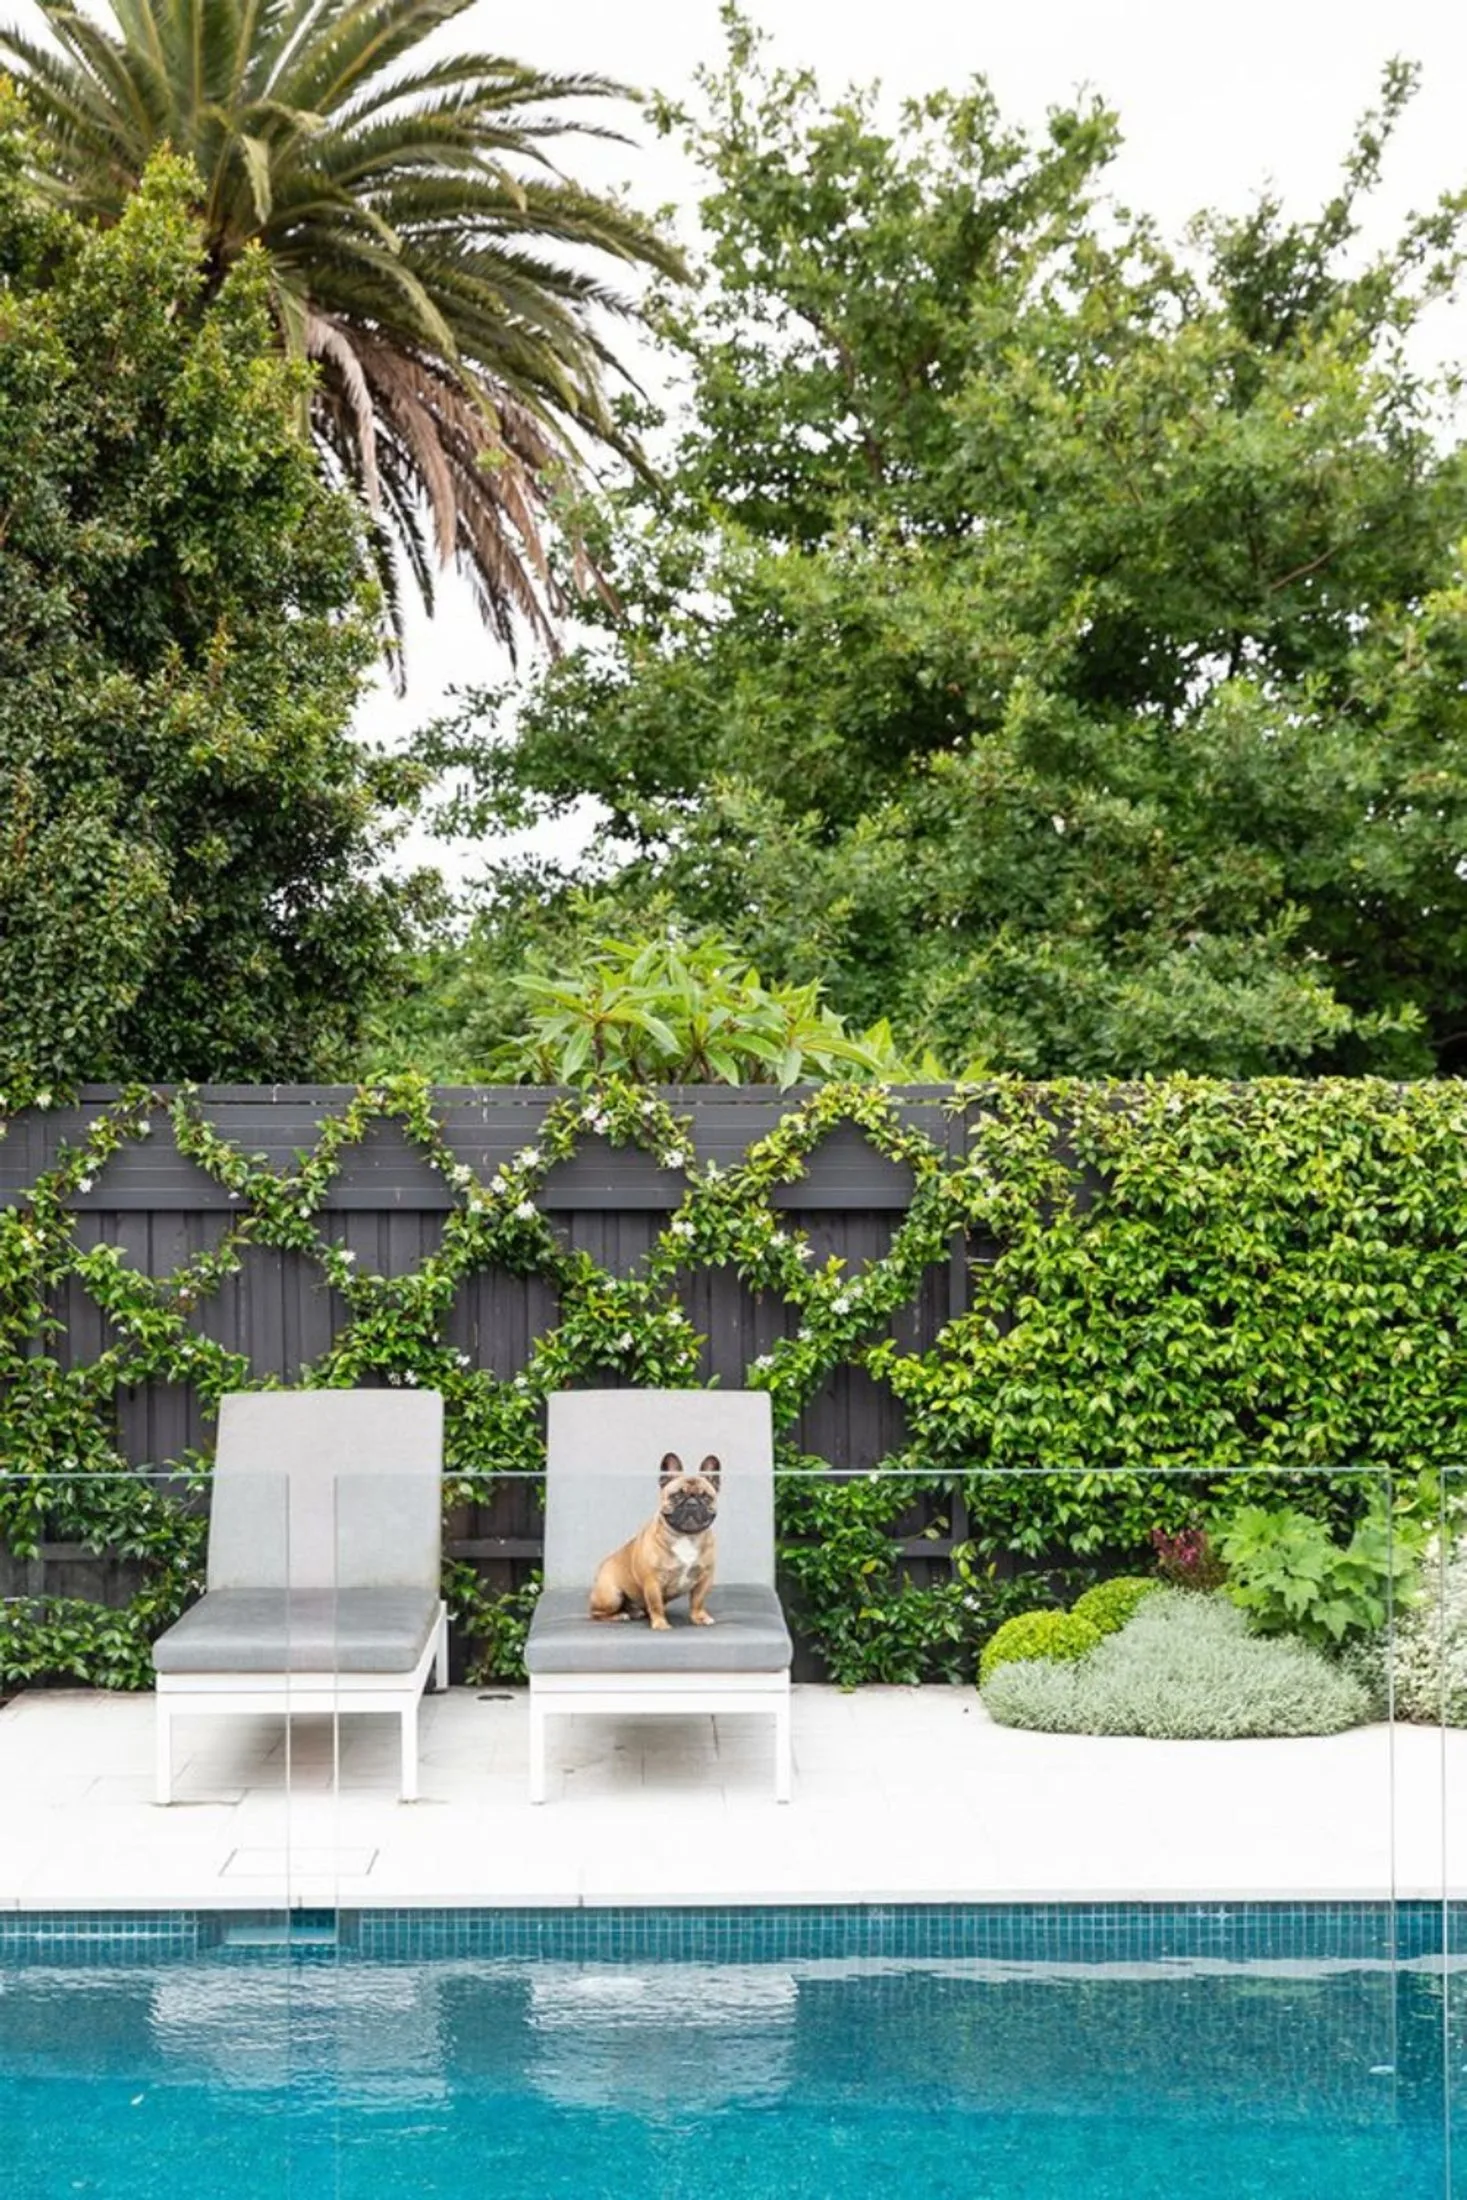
{"left": 364, "top": 0, "right": 1467, "bottom": 876}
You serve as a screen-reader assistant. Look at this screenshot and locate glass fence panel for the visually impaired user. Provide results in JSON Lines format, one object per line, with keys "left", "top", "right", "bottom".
{"left": 0, "top": 1468, "right": 304, "bottom": 2197}
{"left": 1, "top": 1453, "right": 1459, "bottom": 2196}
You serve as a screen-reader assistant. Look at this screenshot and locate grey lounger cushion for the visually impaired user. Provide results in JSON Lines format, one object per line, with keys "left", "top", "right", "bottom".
{"left": 151, "top": 1588, "right": 441, "bottom": 1674}
{"left": 524, "top": 1583, "right": 792, "bottom": 1676}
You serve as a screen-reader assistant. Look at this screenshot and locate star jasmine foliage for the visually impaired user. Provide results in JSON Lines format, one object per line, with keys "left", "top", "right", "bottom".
{"left": 410, "top": 12, "right": 1467, "bottom": 1078}
{"left": 0, "top": 100, "right": 432, "bottom": 1096}
{"left": 5, "top": 1073, "right": 1467, "bottom": 1691}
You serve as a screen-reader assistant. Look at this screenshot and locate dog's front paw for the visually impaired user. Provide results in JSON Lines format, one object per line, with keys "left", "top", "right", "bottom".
{"left": 691, "top": 1611, "right": 715, "bottom": 1626}
{"left": 649, "top": 1615, "right": 671, "bottom": 1631}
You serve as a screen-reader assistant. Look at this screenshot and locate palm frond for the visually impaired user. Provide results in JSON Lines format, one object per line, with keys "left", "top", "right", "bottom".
{"left": 3, "top": 0, "right": 688, "bottom": 655}
{"left": 303, "top": 308, "right": 381, "bottom": 506}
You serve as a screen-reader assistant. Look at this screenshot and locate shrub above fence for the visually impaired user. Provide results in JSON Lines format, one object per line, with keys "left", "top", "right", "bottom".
{"left": 2, "top": 1075, "right": 1465, "bottom": 1689}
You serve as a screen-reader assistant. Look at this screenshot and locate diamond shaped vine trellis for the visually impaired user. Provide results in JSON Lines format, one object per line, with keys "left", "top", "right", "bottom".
{"left": 0, "top": 1075, "right": 985, "bottom": 1686}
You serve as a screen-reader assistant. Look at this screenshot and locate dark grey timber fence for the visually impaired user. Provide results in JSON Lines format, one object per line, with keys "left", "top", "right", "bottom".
{"left": 1, "top": 1087, "right": 975, "bottom": 1672}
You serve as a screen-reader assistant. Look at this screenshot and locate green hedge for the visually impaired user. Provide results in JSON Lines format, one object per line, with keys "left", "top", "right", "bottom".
{"left": 877, "top": 1076, "right": 1467, "bottom": 1571}
{"left": 3, "top": 1074, "right": 1465, "bottom": 1688}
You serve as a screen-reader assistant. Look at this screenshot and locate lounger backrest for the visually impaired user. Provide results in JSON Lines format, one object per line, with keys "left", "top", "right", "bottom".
{"left": 206, "top": 1390, "right": 444, "bottom": 1592}
{"left": 543, "top": 1389, "right": 775, "bottom": 1590}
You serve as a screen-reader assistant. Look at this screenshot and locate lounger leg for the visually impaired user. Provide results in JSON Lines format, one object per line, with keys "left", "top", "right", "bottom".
{"left": 434, "top": 1608, "right": 449, "bottom": 1693}
{"left": 528, "top": 1692, "right": 547, "bottom": 1805}
{"left": 155, "top": 1698, "right": 174, "bottom": 1807}
{"left": 400, "top": 1698, "right": 419, "bottom": 1802}
{"left": 773, "top": 1688, "right": 792, "bottom": 1805}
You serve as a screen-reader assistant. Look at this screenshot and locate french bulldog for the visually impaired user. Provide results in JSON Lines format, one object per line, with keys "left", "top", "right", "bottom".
{"left": 588, "top": 1452, "right": 720, "bottom": 1629}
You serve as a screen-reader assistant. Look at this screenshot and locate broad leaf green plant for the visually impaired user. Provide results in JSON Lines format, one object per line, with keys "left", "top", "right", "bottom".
{"left": 491, "top": 931, "right": 930, "bottom": 1086}
{"left": 1216, "top": 1493, "right": 1430, "bottom": 1650}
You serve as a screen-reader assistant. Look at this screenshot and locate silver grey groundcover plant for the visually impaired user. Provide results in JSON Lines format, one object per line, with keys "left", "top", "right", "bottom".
{"left": 982, "top": 1590, "right": 1371, "bottom": 1739}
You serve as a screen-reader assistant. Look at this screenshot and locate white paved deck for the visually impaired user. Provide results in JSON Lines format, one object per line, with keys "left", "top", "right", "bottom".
{"left": 0, "top": 1685, "right": 1461, "bottom": 1910}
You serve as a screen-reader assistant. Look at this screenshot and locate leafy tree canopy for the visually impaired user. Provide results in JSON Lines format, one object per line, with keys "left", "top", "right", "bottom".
{"left": 0, "top": 91, "right": 431, "bottom": 1097}
{"left": 408, "top": 11, "right": 1467, "bottom": 1079}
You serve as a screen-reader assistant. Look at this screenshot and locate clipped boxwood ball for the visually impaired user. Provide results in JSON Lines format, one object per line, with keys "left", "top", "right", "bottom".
{"left": 1070, "top": 1576, "right": 1161, "bottom": 1638}
{"left": 978, "top": 1608, "right": 1102, "bottom": 1687}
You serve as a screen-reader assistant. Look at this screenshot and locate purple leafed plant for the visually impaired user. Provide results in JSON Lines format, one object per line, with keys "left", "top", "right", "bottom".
{"left": 1150, "top": 1521, "right": 1227, "bottom": 1593}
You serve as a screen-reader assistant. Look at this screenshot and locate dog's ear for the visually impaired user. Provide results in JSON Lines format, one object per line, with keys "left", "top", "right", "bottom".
{"left": 699, "top": 1454, "right": 721, "bottom": 1490}
{"left": 659, "top": 1452, "right": 684, "bottom": 1483}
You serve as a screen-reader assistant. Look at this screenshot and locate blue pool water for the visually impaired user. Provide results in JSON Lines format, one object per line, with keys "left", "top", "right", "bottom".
{"left": 0, "top": 1907, "right": 1462, "bottom": 2199}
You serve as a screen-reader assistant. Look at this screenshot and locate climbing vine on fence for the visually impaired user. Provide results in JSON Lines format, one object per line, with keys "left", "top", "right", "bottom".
{"left": 3, "top": 1074, "right": 1467, "bottom": 1688}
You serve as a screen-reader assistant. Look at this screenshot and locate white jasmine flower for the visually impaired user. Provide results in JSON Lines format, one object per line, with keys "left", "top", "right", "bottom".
{"left": 670, "top": 1218, "right": 694, "bottom": 1239}
{"left": 137, "top": 1121, "right": 152, "bottom": 1137}
{"left": 490, "top": 1173, "right": 507, "bottom": 1195}
{"left": 515, "top": 1200, "right": 536, "bottom": 1220}
{"left": 457, "top": 1351, "right": 472, "bottom": 1368}
{"left": 616, "top": 1332, "right": 634, "bottom": 1352}
{"left": 34, "top": 1090, "right": 52, "bottom": 1110}
{"left": 833, "top": 1294, "right": 852, "bottom": 1314}
{"left": 338, "top": 1249, "right": 357, "bottom": 1266}
{"left": 516, "top": 1146, "right": 541, "bottom": 1168}
{"left": 77, "top": 1177, "right": 93, "bottom": 1194}
{"left": 663, "top": 1148, "right": 691, "bottom": 1170}
{"left": 753, "top": 1354, "right": 775, "bottom": 1372}
{"left": 403, "top": 1370, "right": 419, "bottom": 1385}
{"left": 796, "top": 1243, "right": 814, "bottom": 1261}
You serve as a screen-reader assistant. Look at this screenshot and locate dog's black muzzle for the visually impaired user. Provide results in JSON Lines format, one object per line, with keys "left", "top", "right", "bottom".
{"left": 665, "top": 1494, "right": 716, "bottom": 1533}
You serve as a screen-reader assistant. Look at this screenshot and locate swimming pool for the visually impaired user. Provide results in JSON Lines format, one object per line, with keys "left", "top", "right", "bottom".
{"left": 0, "top": 1905, "right": 1460, "bottom": 2199}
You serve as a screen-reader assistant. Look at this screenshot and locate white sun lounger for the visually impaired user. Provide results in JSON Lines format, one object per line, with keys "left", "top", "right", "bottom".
{"left": 150, "top": 1389, "right": 447, "bottom": 1804}
{"left": 524, "top": 1389, "right": 793, "bottom": 1803}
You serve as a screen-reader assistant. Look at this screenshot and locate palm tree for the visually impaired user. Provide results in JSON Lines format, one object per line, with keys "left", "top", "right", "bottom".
{"left": 0, "top": 0, "right": 684, "bottom": 654}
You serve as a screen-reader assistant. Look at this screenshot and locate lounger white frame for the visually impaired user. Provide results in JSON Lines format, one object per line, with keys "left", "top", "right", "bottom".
{"left": 528, "top": 1668, "right": 791, "bottom": 1806}
{"left": 154, "top": 1615, "right": 449, "bottom": 1806}
{"left": 152, "top": 1389, "right": 446, "bottom": 1805}
{"left": 526, "top": 1390, "right": 792, "bottom": 1804}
